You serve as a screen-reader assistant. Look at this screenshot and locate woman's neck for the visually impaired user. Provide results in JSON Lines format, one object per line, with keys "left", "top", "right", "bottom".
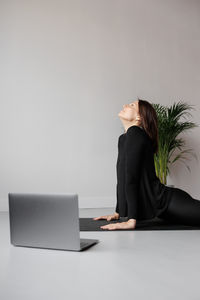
{"left": 121, "top": 121, "right": 141, "bottom": 133}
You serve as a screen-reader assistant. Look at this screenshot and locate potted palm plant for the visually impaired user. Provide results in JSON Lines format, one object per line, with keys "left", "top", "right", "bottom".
{"left": 152, "top": 101, "right": 198, "bottom": 186}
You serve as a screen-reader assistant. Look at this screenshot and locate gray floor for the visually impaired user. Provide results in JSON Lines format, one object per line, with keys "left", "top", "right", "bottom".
{"left": 1, "top": 208, "right": 200, "bottom": 300}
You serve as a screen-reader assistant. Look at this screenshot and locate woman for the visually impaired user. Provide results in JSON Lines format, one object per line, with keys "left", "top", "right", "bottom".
{"left": 93, "top": 98, "right": 200, "bottom": 230}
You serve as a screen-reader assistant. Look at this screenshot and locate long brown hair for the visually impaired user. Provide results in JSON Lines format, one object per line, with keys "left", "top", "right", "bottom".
{"left": 138, "top": 98, "right": 159, "bottom": 154}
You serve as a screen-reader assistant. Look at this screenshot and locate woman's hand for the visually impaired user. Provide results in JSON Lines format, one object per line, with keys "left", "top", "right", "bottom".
{"left": 100, "top": 219, "right": 136, "bottom": 230}
{"left": 93, "top": 212, "right": 120, "bottom": 221}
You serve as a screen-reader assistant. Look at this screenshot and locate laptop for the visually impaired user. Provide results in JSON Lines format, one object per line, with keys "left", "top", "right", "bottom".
{"left": 8, "top": 193, "right": 100, "bottom": 251}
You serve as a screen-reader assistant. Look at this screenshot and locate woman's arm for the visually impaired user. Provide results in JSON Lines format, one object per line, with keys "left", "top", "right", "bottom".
{"left": 124, "top": 127, "right": 145, "bottom": 220}
{"left": 115, "top": 183, "right": 119, "bottom": 214}
{"left": 115, "top": 134, "right": 122, "bottom": 215}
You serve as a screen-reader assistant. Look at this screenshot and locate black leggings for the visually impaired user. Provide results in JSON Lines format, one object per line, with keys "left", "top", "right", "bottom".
{"left": 159, "top": 187, "right": 200, "bottom": 226}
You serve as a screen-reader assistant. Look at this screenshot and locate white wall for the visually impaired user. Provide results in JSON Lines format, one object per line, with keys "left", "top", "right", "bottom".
{"left": 1, "top": 0, "right": 200, "bottom": 211}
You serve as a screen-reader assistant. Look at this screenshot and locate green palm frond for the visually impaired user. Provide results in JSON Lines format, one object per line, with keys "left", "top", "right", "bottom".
{"left": 152, "top": 101, "right": 198, "bottom": 185}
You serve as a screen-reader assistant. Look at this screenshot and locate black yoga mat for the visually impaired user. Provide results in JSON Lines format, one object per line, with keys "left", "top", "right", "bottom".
{"left": 79, "top": 217, "right": 200, "bottom": 231}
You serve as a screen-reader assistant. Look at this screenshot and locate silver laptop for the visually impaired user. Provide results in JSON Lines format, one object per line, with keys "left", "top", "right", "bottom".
{"left": 8, "top": 193, "right": 99, "bottom": 251}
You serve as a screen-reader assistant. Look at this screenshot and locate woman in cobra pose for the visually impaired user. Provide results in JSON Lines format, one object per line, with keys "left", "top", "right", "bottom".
{"left": 93, "top": 99, "right": 200, "bottom": 230}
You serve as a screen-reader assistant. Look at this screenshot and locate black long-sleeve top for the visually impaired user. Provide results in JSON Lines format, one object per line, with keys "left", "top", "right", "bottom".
{"left": 115, "top": 125, "right": 173, "bottom": 221}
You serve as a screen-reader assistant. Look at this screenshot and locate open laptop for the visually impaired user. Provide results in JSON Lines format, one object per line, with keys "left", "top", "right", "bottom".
{"left": 8, "top": 193, "right": 99, "bottom": 251}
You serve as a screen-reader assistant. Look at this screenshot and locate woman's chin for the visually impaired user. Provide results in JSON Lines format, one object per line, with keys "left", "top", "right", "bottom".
{"left": 118, "top": 114, "right": 126, "bottom": 120}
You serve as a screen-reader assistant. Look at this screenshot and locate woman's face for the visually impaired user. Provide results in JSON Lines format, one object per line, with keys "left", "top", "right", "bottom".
{"left": 118, "top": 100, "right": 140, "bottom": 121}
